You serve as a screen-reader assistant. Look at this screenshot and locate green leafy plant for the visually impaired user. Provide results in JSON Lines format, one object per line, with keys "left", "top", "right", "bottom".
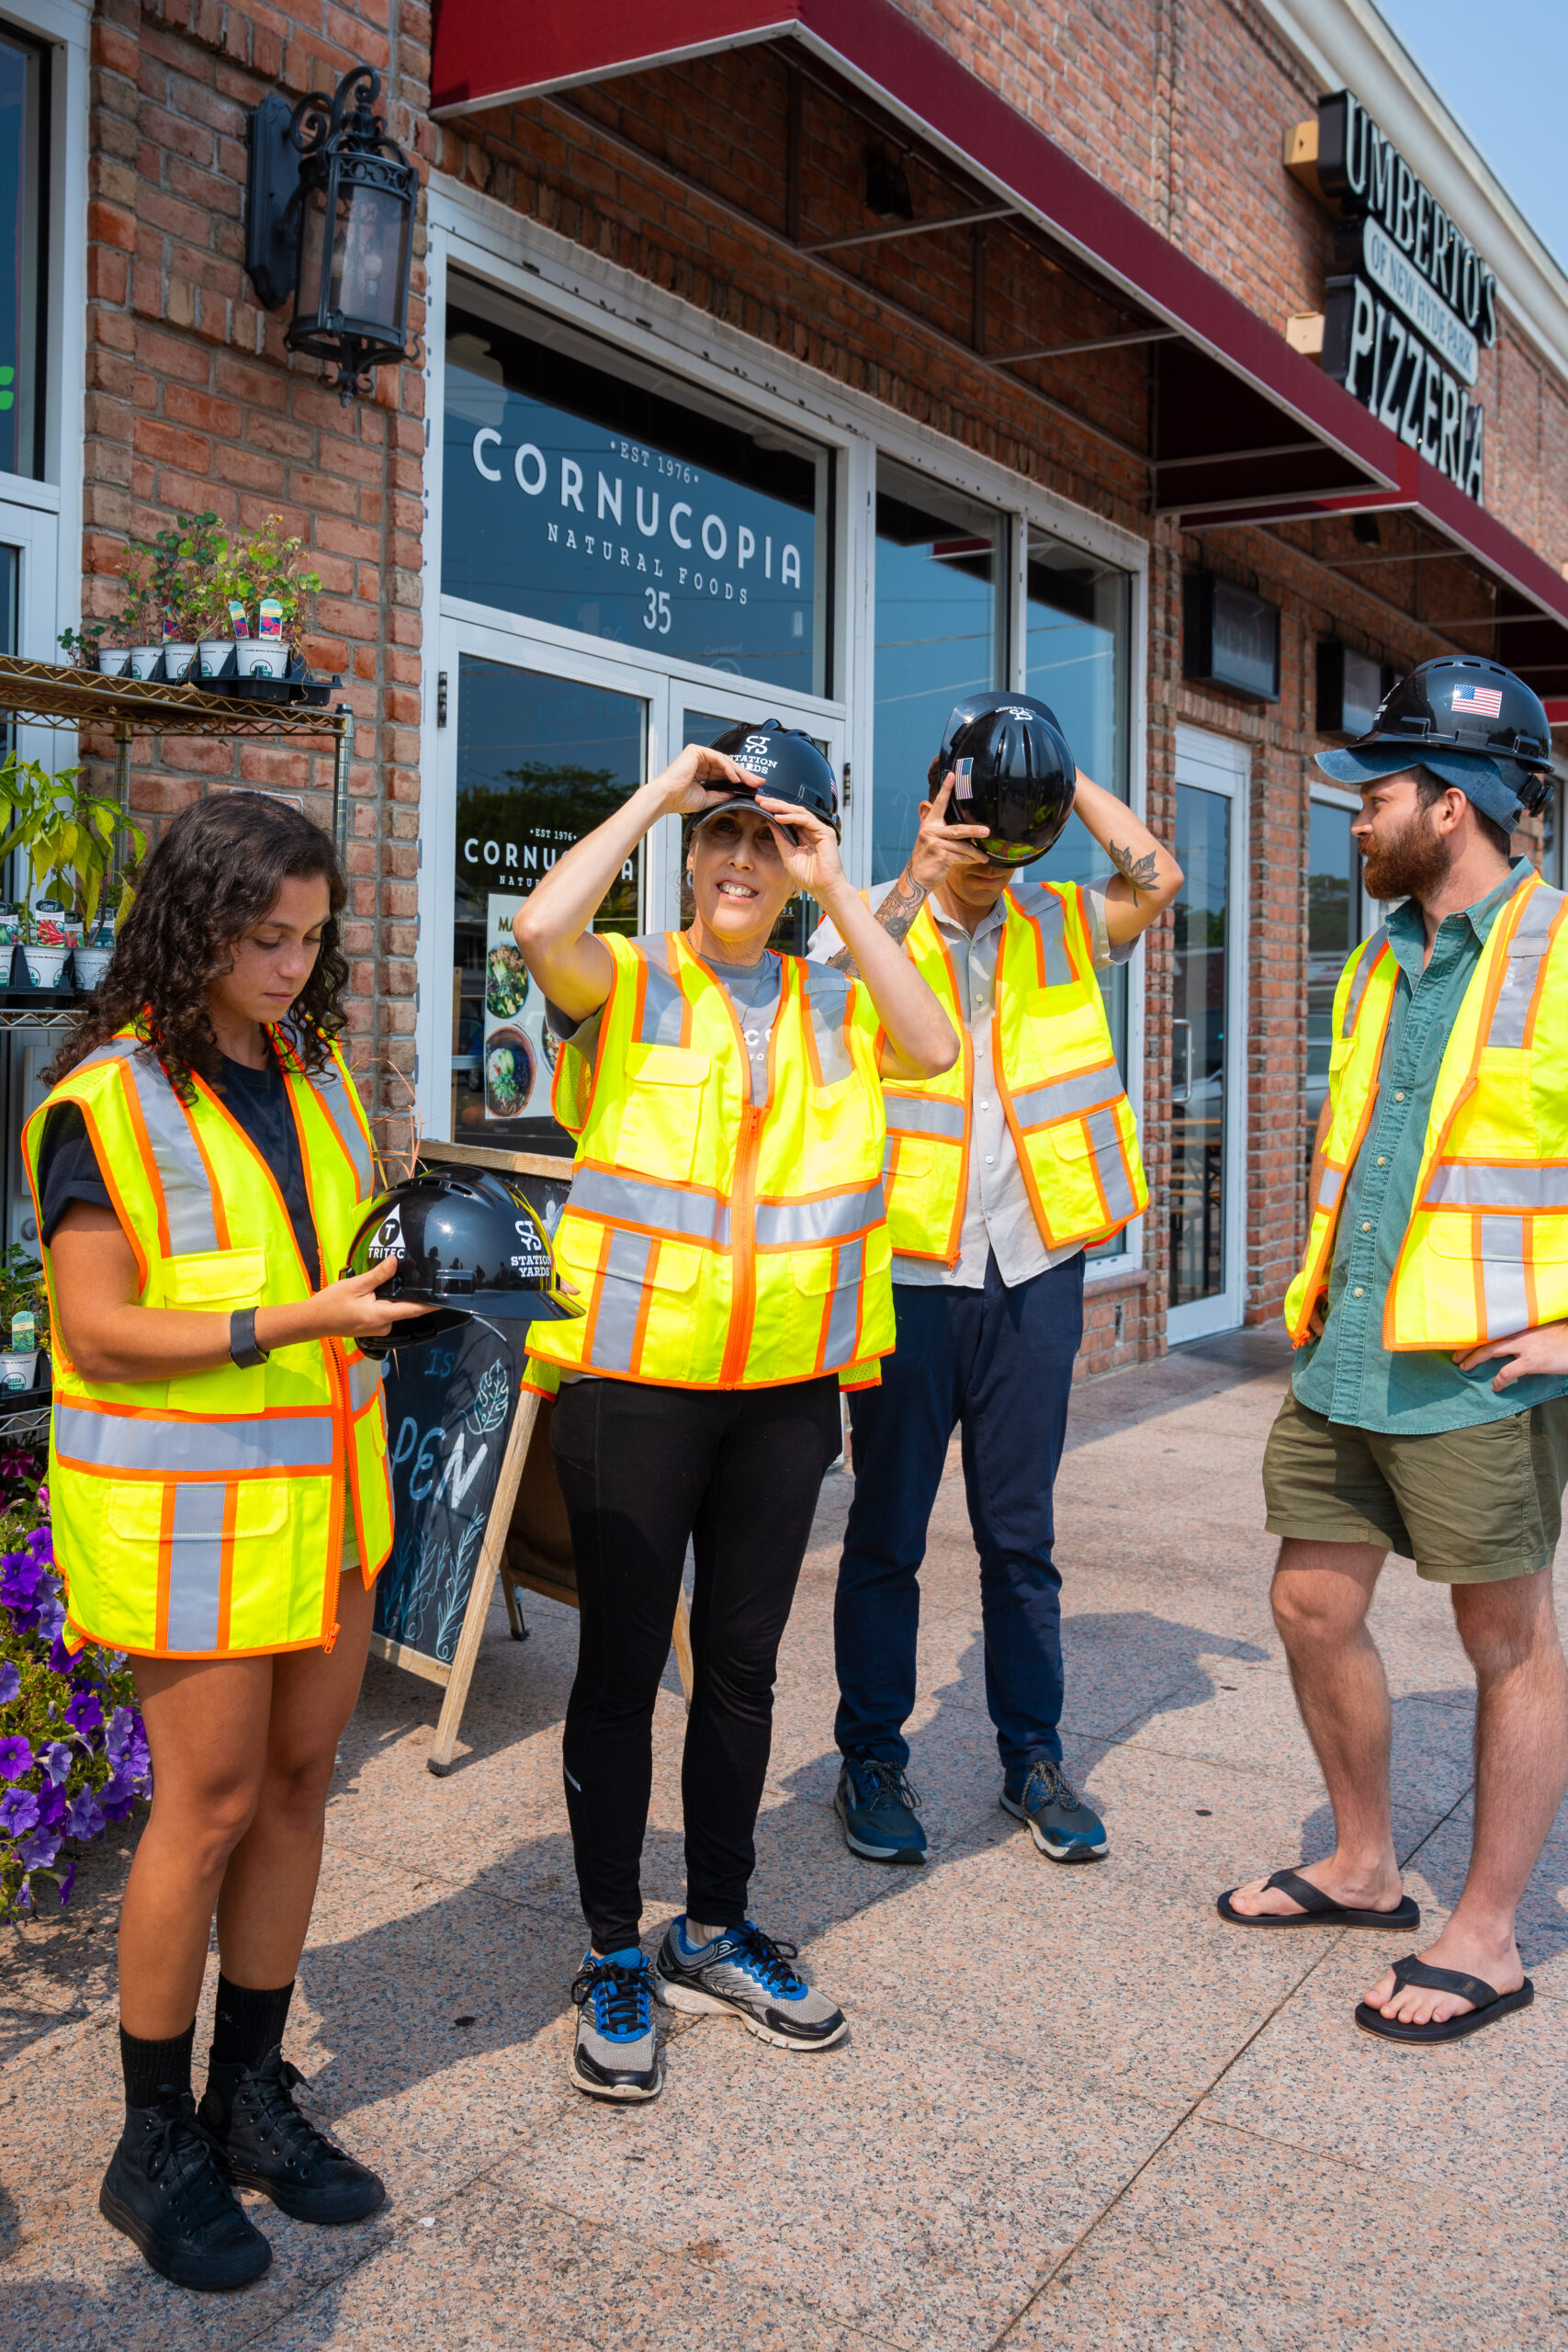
{"left": 141, "top": 510, "right": 226, "bottom": 641}
{"left": 219, "top": 514, "right": 322, "bottom": 642}
{"left": 0, "top": 754, "right": 146, "bottom": 933}
{"left": 0, "top": 1245, "right": 42, "bottom": 1333}
{"left": 112, "top": 544, "right": 158, "bottom": 648}
{"left": 56, "top": 623, "right": 107, "bottom": 669}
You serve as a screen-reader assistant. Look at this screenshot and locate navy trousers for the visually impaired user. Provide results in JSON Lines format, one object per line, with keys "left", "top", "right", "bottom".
{"left": 835, "top": 1250, "right": 1084, "bottom": 1775}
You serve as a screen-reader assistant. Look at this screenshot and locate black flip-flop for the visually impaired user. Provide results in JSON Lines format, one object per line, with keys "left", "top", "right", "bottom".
{"left": 1215, "top": 1866, "right": 1420, "bottom": 1931}
{"left": 1354, "top": 1953, "right": 1534, "bottom": 2043}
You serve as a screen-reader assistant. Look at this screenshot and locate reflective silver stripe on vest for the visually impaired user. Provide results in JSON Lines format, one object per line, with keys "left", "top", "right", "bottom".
{"left": 1318, "top": 1163, "right": 1347, "bottom": 1214}
{"left": 1007, "top": 877, "right": 1073, "bottom": 987}
{"left": 1010, "top": 1064, "right": 1122, "bottom": 1130}
{"left": 755, "top": 1182, "right": 886, "bottom": 1248}
{"left": 53, "top": 1405, "right": 335, "bottom": 1475}
{"left": 803, "top": 963, "right": 855, "bottom": 1088}
{"left": 886, "top": 1093, "right": 966, "bottom": 1141}
{"left": 83, "top": 1042, "right": 220, "bottom": 1255}
{"left": 1424, "top": 1161, "right": 1568, "bottom": 1212}
{"left": 631, "top": 936, "right": 689, "bottom": 1046}
{"left": 571, "top": 1166, "right": 730, "bottom": 1246}
{"left": 590, "top": 1228, "right": 655, "bottom": 1373}
{"left": 1087, "top": 1106, "right": 1138, "bottom": 1227}
{"left": 349, "top": 1354, "right": 385, "bottom": 1410}
{"left": 823, "top": 1238, "right": 863, "bottom": 1367}
{"left": 164, "top": 1482, "right": 227, "bottom": 1651}
{"left": 1485, "top": 884, "right": 1562, "bottom": 1052}
{"left": 307, "top": 1052, "right": 376, "bottom": 1196}
{"left": 1480, "top": 1216, "right": 1530, "bottom": 1338}
{"left": 1341, "top": 926, "right": 1390, "bottom": 1037}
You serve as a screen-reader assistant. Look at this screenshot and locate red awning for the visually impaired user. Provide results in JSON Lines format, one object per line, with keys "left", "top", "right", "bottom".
{"left": 431, "top": 0, "right": 1568, "bottom": 709}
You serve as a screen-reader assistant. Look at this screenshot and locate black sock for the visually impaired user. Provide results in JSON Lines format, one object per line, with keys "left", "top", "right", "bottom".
{"left": 120, "top": 2020, "right": 195, "bottom": 2109}
{"left": 211, "top": 1973, "right": 295, "bottom": 2071}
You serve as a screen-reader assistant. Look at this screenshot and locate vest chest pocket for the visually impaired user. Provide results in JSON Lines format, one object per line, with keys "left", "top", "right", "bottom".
{"left": 612, "top": 1046, "right": 711, "bottom": 1181}
{"left": 161, "top": 1248, "right": 267, "bottom": 1310}
{"left": 1020, "top": 984, "right": 1105, "bottom": 1068}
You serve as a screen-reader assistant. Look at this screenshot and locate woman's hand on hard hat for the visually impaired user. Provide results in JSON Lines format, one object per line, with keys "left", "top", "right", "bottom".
{"left": 293, "top": 1250, "right": 434, "bottom": 1347}
{"left": 1454, "top": 1320, "right": 1568, "bottom": 1391}
{"left": 752, "top": 797, "right": 848, "bottom": 905}
{"left": 649, "top": 742, "right": 751, "bottom": 819}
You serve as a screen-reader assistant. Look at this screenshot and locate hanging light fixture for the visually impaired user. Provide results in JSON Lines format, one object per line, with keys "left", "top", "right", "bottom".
{"left": 245, "top": 66, "right": 419, "bottom": 403}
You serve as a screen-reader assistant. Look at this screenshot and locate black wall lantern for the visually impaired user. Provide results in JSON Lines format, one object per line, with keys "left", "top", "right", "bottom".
{"left": 245, "top": 67, "right": 418, "bottom": 403}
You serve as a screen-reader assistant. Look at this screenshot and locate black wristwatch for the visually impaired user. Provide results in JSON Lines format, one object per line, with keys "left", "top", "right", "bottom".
{"left": 229, "top": 1308, "right": 270, "bottom": 1369}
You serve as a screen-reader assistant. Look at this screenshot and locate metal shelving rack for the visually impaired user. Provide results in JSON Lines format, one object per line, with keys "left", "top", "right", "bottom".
{"left": 0, "top": 658, "right": 355, "bottom": 1424}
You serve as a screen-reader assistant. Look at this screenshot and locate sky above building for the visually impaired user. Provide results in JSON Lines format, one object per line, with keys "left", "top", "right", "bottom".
{"left": 1378, "top": 0, "right": 1568, "bottom": 274}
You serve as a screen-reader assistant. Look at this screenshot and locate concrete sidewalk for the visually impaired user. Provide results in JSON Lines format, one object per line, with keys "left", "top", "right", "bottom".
{"left": 5, "top": 1330, "right": 1566, "bottom": 2348}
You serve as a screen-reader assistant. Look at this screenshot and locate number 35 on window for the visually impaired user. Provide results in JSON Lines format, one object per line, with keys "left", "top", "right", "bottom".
{"left": 643, "top": 587, "right": 672, "bottom": 635}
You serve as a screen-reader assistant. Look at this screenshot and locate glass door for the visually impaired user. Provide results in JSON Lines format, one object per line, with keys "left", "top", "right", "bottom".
{"left": 429, "top": 624, "right": 660, "bottom": 1157}
{"left": 1168, "top": 729, "right": 1248, "bottom": 1342}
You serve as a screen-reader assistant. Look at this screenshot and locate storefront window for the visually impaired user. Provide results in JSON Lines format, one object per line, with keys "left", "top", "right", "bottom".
{"left": 0, "top": 31, "right": 45, "bottom": 482}
{"left": 443, "top": 288, "right": 832, "bottom": 696}
{"left": 872, "top": 459, "right": 1006, "bottom": 884}
{"left": 1305, "top": 797, "right": 1362, "bottom": 1174}
{"left": 451, "top": 656, "right": 645, "bottom": 1154}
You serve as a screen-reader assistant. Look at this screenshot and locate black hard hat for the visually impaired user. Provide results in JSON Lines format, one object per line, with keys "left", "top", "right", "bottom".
{"left": 942, "top": 695, "right": 1077, "bottom": 868}
{"left": 694, "top": 718, "right": 841, "bottom": 838}
{"left": 344, "top": 1166, "right": 581, "bottom": 1358}
{"left": 937, "top": 691, "right": 1027, "bottom": 780}
{"left": 1315, "top": 657, "right": 1555, "bottom": 821}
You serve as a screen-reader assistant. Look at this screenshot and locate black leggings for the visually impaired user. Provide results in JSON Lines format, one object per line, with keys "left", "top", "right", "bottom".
{"left": 551, "top": 1374, "right": 842, "bottom": 1952}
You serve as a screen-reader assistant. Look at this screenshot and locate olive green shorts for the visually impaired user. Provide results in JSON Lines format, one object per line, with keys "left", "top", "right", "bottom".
{"left": 1262, "top": 1387, "right": 1568, "bottom": 1583}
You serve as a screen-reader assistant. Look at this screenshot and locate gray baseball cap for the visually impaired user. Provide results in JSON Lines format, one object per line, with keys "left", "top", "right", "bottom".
{"left": 1314, "top": 742, "right": 1524, "bottom": 831}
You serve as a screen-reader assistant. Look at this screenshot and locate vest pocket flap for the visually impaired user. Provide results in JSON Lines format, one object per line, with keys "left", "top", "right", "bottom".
{"left": 624, "top": 1044, "right": 711, "bottom": 1087}
{"left": 792, "top": 1226, "right": 888, "bottom": 1295}
{"left": 1048, "top": 1115, "right": 1120, "bottom": 1162}
{"left": 606, "top": 1239, "right": 702, "bottom": 1293}
{"left": 104, "top": 1477, "right": 289, "bottom": 1540}
{"left": 889, "top": 1136, "right": 936, "bottom": 1178}
{"left": 162, "top": 1248, "right": 267, "bottom": 1309}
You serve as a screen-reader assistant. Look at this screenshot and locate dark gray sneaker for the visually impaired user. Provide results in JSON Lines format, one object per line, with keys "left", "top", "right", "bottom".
{"left": 1001, "top": 1760, "right": 1108, "bottom": 1863}
{"left": 569, "top": 1949, "right": 663, "bottom": 2102}
{"left": 654, "top": 1919, "right": 847, "bottom": 2050}
{"left": 199, "top": 2045, "right": 385, "bottom": 2224}
{"left": 99, "top": 2089, "right": 271, "bottom": 2290}
{"left": 834, "top": 1756, "right": 928, "bottom": 1864}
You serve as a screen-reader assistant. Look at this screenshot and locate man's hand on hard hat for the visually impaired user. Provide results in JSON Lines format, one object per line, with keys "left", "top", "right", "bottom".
{"left": 825, "top": 774, "right": 989, "bottom": 978}
{"left": 753, "top": 795, "right": 958, "bottom": 1085}
{"left": 1455, "top": 1321, "right": 1568, "bottom": 1390}
{"left": 50, "top": 1203, "right": 430, "bottom": 1383}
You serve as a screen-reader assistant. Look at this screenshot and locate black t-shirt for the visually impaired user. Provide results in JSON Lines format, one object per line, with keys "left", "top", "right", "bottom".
{"left": 39, "top": 1050, "right": 322, "bottom": 1289}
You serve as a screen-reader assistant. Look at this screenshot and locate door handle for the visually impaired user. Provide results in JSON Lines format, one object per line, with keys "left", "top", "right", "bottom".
{"left": 1172, "top": 1018, "right": 1192, "bottom": 1106}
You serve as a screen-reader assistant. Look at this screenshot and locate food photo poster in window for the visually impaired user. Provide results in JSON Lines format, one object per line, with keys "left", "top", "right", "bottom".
{"left": 443, "top": 290, "right": 833, "bottom": 696}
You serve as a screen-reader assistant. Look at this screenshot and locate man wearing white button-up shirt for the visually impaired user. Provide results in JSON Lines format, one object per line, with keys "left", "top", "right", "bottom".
{"left": 809, "top": 744, "right": 1179, "bottom": 1867}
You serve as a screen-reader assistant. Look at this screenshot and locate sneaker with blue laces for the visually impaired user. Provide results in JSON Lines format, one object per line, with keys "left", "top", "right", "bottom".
{"left": 1001, "top": 1760, "right": 1108, "bottom": 1863}
{"left": 653, "top": 1918, "right": 848, "bottom": 2051}
{"left": 569, "top": 1947, "right": 663, "bottom": 2102}
{"left": 834, "top": 1755, "right": 928, "bottom": 1864}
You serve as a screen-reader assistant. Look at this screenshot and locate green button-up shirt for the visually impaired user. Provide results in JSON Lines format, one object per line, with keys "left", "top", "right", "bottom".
{"left": 1292, "top": 857, "right": 1568, "bottom": 1432}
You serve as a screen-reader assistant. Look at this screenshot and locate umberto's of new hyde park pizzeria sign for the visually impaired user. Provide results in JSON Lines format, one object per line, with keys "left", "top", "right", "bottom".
{"left": 1288, "top": 92, "right": 1495, "bottom": 504}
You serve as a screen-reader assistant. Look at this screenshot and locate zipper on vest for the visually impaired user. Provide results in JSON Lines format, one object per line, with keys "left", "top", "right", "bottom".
{"left": 719, "top": 1102, "right": 764, "bottom": 1386}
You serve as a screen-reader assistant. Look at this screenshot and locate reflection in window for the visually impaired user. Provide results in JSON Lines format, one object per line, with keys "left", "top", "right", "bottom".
{"left": 1169, "top": 784, "right": 1231, "bottom": 1309}
{"left": 1305, "top": 799, "right": 1361, "bottom": 1180}
{"left": 872, "top": 458, "right": 1005, "bottom": 885}
{"left": 1542, "top": 782, "right": 1561, "bottom": 889}
{"left": 443, "top": 288, "right": 832, "bottom": 696}
{"left": 0, "top": 32, "right": 45, "bottom": 481}
{"left": 451, "top": 657, "right": 645, "bottom": 1153}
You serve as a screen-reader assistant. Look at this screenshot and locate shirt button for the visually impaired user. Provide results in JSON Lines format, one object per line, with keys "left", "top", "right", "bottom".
{"left": 979, "top": 1101, "right": 990, "bottom": 1111}
{"left": 1376, "top": 1156, "right": 1387, "bottom": 1166}
{"left": 1353, "top": 1285, "right": 1365, "bottom": 1298}
{"left": 985, "top": 1155, "right": 995, "bottom": 1166}
{"left": 1361, "top": 1221, "right": 1371, "bottom": 1231}
{"left": 1394, "top": 1091, "right": 1405, "bottom": 1102}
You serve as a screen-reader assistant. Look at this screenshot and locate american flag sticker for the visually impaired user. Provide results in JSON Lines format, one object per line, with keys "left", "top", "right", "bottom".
{"left": 1452, "top": 684, "right": 1504, "bottom": 718}
{"left": 953, "top": 757, "right": 975, "bottom": 800}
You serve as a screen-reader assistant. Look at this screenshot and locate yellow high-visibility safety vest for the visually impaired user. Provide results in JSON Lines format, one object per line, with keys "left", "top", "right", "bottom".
{"left": 882, "top": 879, "right": 1147, "bottom": 1263}
{"left": 1284, "top": 872, "right": 1568, "bottom": 1351}
{"left": 23, "top": 1023, "right": 393, "bottom": 1659}
{"left": 526, "top": 932, "right": 894, "bottom": 1392}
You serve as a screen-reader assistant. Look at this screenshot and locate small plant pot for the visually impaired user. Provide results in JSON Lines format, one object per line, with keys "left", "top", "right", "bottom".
{"left": 96, "top": 647, "right": 132, "bottom": 678}
{"left": 194, "top": 637, "right": 232, "bottom": 679}
{"left": 237, "top": 641, "right": 289, "bottom": 679}
{"left": 0, "top": 1351, "right": 39, "bottom": 1394}
{"left": 21, "top": 944, "right": 70, "bottom": 989}
{"left": 127, "top": 645, "right": 162, "bottom": 680}
{"left": 73, "top": 944, "right": 113, "bottom": 990}
{"left": 163, "top": 641, "right": 197, "bottom": 683}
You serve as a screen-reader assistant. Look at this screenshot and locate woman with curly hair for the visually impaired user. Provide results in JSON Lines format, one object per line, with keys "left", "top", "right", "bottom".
{"left": 25, "top": 792, "right": 427, "bottom": 2291}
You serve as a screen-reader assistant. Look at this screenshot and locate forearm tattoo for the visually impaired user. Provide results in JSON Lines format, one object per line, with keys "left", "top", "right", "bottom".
{"left": 1107, "top": 838, "right": 1161, "bottom": 901}
{"left": 828, "top": 866, "right": 929, "bottom": 977}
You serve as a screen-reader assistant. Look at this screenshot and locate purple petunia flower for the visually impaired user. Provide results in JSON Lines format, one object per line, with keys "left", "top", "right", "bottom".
{"left": 55, "top": 1860, "right": 74, "bottom": 1907}
{"left": 0, "top": 1784, "right": 40, "bottom": 1835}
{"left": 35, "top": 1780, "right": 66, "bottom": 1832}
{"left": 64, "top": 1690, "right": 102, "bottom": 1738}
{"left": 0, "top": 1733, "right": 34, "bottom": 1781}
{"left": 0, "top": 1660, "right": 18, "bottom": 1704}
{"left": 17, "top": 1826, "right": 60, "bottom": 1870}
{"left": 41, "top": 1740, "right": 73, "bottom": 1785}
{"left": 25, "top": 1527, "right": 52, "bottom": 1563}
{"left": 0, "top": 1552, "right": 40, "bottom": 1610}
{"left": 100, "top": 1770, "right": 137, "bottom": 1822}
{"left": 36, "top": 1597, "right": 65, "bottom": 1645}
{"left": 64, "top": 1787, "right": 104, "bottom": 1841}
{"left": 48, "top": 1634, "right": 73, "bottom": 1674}
{"left": 106, "top": 1706, "right": 134, "bottom": 1760}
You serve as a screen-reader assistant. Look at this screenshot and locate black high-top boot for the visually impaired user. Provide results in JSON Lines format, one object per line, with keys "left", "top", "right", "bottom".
{"left": 99, "top": 2088, "right": 272, "bottom": 2290}
{"left": 198, "top": 2045, "right": 386, "bottom": 2224}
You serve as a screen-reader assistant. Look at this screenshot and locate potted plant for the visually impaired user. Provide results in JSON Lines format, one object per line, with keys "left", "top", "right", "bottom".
{"left": 146, "top": 510, "right": 224, "bottom": 683}
{"left": 56, "top": 623, "right": 107, "bottom": 673}
{"left": 18, "top": 904, "right": 69, "bottom": 991}
{"left": 0, "top": 753, "right": 144, "bottom": 989}
{"left": 116, "top": 546, "right": 161, "bottom": 680}
{"left": 221, "top": 515, "right": 322, "bottom": 679}
{"left": 0, "top": 1245, "right": 42, "bottom": 1392}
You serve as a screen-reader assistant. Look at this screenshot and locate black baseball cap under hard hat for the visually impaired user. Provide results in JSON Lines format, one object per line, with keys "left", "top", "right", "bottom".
{"left": 1314, "top": 657, "right": 1555, "bottom": 830}
{"left": 691, "top": 719, "right": 841, "bottom": 838}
